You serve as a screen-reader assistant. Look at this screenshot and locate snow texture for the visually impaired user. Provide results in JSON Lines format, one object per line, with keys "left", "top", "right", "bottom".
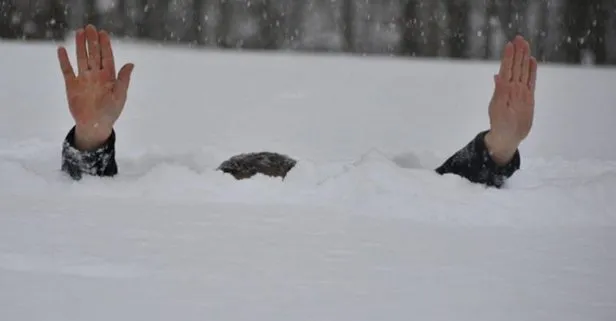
{"left": 1, "top": 39, "right": 616, "bottom": 321}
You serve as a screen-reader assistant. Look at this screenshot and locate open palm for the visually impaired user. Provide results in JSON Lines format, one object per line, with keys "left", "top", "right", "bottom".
{"left": 488, "top": 36, "right": 537, "bottom": 148}
{"left": 57, "top": 25, "right": 134, "bottom": 150}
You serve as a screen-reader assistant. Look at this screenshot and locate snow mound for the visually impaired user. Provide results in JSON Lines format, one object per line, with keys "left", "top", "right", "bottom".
{"left": 1, "top": 41, "right": 616, "bottom": 321}
{"left": 2, "top": 141, "right": 615, "bottom": 227}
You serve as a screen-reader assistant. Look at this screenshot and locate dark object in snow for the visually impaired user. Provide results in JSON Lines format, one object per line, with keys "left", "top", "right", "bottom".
{"left": 61, "top": 126, "right": 519, "bottom": 188}
{"left": 217, "top": 152, "right": 297, "bottom": 180}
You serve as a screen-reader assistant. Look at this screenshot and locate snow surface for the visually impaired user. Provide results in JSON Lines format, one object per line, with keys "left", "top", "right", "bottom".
{"left": 1, "top": 39, "right": 616, "bottom": 320}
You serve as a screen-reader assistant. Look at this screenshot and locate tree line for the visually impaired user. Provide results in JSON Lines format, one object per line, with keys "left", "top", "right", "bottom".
{"left": 1, "top": 0, "right": 614, "bottom": 65}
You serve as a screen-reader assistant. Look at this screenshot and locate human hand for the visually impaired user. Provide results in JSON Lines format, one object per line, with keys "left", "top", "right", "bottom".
{"left": 485, "top": 35, "right": 537, "bottom": 165}
{"left": 57, "top": 24, "right": 134, "bottom": 150}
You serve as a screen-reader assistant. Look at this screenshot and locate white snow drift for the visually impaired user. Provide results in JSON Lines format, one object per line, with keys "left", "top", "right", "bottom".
{"left": 1, "top": 40, "right": 615, "bottom": 321}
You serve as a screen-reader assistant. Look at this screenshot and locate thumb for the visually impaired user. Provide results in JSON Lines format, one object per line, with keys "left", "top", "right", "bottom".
{"left": 114, "top": 63, "right": 135, "bottom": 101}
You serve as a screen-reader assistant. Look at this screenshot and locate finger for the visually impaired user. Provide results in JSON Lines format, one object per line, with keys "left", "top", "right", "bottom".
{"left": 57, "top": 47, "right": 75, "bottom": 80}
{"left": 498, "top": 42, "right": 514, "bottom": 81}
{"left": 520, "top": 40, "right": 531, "bottom": 84}
{"left": 85, "top": 24, "right": 101, "bottom": 70}
{"left": 75, "top": 28, "right": 88, "bottom": 73}
{"left": 492, "top": 74, "right": 509, "bottom": 103}
{"left": 113, "top": 63, "right": 135, "bottom": 101}
{"left": 528, "top": 56, "right": 538, "bottom": 92}
{"left": 493, "top": 74, "right": 504, "bottom": 95}
{"left": 99, "top": 30, "right": 116, "bottom": 78}
{"left": 511, "top": 35, "right": 525, "bottom": 82}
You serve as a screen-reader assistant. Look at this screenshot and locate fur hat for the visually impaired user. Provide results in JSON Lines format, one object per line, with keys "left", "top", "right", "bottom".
{"left": 217, "top": 151, "right": 297, "bottom": 180}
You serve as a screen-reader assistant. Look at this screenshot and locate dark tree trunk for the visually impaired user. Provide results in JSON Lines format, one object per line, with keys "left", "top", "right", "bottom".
{"left": 189, "top": 0, "right": 206, "bottom": 44}
{"left": 496, "top": 0, "right": 510, "bottom": 38}
{"left": 0, "top": 0, "right": 20, "bottom": 39}
{"left": 114, "top": 0, "right": 128, "bottom": 36}
{"left": 46, "top": 0, "right": 68, "bottom": 40}
{"left": 484, "top": 0, "right": 495, "bottom": 59}
{"left": 423, "top": 0, "right": 441, "bottom": 57}
{"left": 497, "top": 0, "right": 528, "bottom": 40}
{"left": 84, "top": 0, "right": 100, "bottom": 27}
{"left": 259, "top": 0, "right": 280, "bottom": 49}
{"left": 287, "top": 0, "right": 305, "bottom": 48}
{"left": 563, "top": 0, "right": 586, "bottom": 64}
{"left": 401, "top": 0, "right": 420, "bottom": 56}
{"left": 448, "top": 0, "right": 468, "bottom": 59}
{"left": 342, "top": 0, "right": 354, "bottom": 52}
{"left": 217, "top": 0, "right": 233, "bottom": 47}
{"left": 590, "top": 1, "right": 607, "bottom": 64}
{"left": 536, "top": 0, "right": 549, "bottom": 62}
{"left": 141, "top": 0, "right": 168, "bottom": 41}
{"left": 135, "top": 0, "right": 149, "bottom": 38}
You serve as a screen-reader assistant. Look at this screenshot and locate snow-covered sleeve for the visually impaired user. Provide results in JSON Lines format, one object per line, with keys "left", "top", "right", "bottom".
{"left": 61, "top": 126, "right": 118, "bottom": 180}
{"left": 435, "top": 130, "right": 520, "bottom": 188}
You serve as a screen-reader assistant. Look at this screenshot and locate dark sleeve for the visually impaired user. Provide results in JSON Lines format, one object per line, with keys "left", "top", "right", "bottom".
{"left": 61, "top": 126, "right": 118, "bottom": 180}
{"left": 435, "top": 130, "right": 520, "bottom": 188}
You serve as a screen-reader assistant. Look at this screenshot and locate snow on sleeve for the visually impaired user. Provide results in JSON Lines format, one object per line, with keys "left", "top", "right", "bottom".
{"left": 61, "top": 126, "right": 118, "bottom": 180}
{"left": 435, "top": 130, "right": 521, "bottom": 188}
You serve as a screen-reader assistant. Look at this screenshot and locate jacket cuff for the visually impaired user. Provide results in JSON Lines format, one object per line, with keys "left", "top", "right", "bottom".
{"left": 475, "top": 130, "right": 521, "bottom": 178}
{"left": 61, "top": 126, "right": 116, "bottom": 180}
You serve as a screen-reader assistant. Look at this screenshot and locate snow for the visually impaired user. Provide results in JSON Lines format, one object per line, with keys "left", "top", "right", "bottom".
{"left": 1, "top": 39, "right": 616, "bottom": 320}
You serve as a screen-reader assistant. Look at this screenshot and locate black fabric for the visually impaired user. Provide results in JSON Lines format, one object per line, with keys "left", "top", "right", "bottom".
{"left": 61, "top": 126, "right": 117, "bottom": 180}
{"left": 435, "top": 130, "right": 520, "bottom": 188}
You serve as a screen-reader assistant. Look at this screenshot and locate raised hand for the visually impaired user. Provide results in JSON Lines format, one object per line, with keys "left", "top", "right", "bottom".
{"left": 485, "top": 35, "right": 537, "bottom": 165}
{"left": 57, "top": 24, "right": 134, "bottom": 150}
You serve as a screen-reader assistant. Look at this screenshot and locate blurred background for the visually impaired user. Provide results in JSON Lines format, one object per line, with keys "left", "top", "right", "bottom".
{"left": 0, "top": 0, "right": 614, "bottom": 65}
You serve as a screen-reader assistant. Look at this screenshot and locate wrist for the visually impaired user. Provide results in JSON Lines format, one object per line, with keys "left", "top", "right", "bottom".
{"left": 484, "top": 131, "right": 519, "bottom": 165}
{"left": 74, "top": 124, "right": 113, "bottom": 151}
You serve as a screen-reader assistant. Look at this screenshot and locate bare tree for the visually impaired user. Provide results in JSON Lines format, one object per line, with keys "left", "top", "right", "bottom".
{"left": 534, "top": 0, "right": 549, "bottom": 61}
{"left": 401, "top": 0, "right": 444, "bottom": 57}
{"left": 424, "top": 0, "right": 444, "bottom": 57}
{"left": 216, "top": 0, "right": 233, "bottom": 47}
{"left": 401, "top": 0, "right": 421, "bottom": 56}
{"left": 447, "top": 0, "right": 469, "bottom": 58}
{"left": 42, "top": 0, "right": 68, "bottom": 40}
{"left": 188, "top": 0, "right": 206, "bottom": 44}
{"left": 496, "top": 0, "right": 529, "bottom": 39}
{"left": 0, "top": 0, "right": 20, "bottom": 39}
{"left": 483, "top": 0, "right": 495, "bottom": 59}
{"left": 605, "top": 0, "right": 616, "bottom": 64}
{"left": 281, "top": 0, "right": 305, "bottom": 49}
{"left": 259, "top": 0, "right": 280, "bottom": 49}
{"left": 341, "top": 0, "right": 353, "bottom": 52}
{"left": 140, "top": 0, "right": 169, "bottom": 40}
{"left": 560, "top": 0, "right": 608, "bottom": 64}
{"left": 589, "top": 0, "right": 607, "bottom": 64}
{"left": 0, "top": 0, "right": 612, "bottom": 65}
